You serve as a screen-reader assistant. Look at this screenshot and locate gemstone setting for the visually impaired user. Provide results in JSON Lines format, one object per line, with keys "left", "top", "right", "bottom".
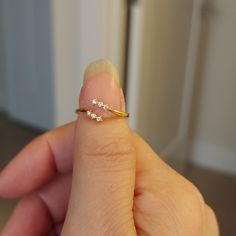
{"left": 86, "top": 109, "right": 103, "bottom": 122}
{"left": 96, "top": 116, "right": 103, "bottom": 122}
{"left": 92, "top": 98, "right": 98, "bottom": 105}
{"left": 92, "top": 98, "right": 110, "bottom": 111}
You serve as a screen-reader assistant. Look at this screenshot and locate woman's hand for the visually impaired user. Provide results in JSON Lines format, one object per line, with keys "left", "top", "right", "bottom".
{"left": 0, "top": 60, "right": 218, "bottom": 235}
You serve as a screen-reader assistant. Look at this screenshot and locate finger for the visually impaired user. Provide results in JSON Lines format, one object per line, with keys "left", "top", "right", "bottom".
{"left": 55, "top": 222, "right": 63, "bottom": 236}
{"left": 132, "top": 132, "right": 177, "bottom": 184}
{"left": 48, "top": 223, "right": 63, "bottom": 236}
{"left": 47, "top": 231, "right": 58, "bottom": 236}
{"left": 204, "top": 205, "right": 219, "bottom": 236}
{"left": 62, "top": 60, "right": 136, "bottom": 235}
{"left": 132, "top": 132, "right": 202, "bottom": 194}
{"left": 1, "top": 195, "right": 53, "bottom": 236}
{"left": 132, "top": 133, "right": 206, "bottom": 235}
{"left": 1, "top": 173, "right": 71, "bottom": 236}
{"left": 0, "top": 122, "right": 75, "bottom": 198}
{"left": 38, "top": 172, "right": 72, "bottom": 223}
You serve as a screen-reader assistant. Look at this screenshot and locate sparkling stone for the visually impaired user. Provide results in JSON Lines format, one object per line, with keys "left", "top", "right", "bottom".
{"left": 92, "top": 98, "right": 97, "bottom": 105}
{"left": 96, "top": 116, "right": 103, "bottom": 122}
{"left": 103, "top": 104, "right": 109, "bottom": 110}
{"left": 98, "top": 102, "right": 103, "bottom": 107}
{"left": 91, "top": 113, "right": 97, "bottom": 119}
{"left": 87, "top": 110, "right": 91, "bottom": 116}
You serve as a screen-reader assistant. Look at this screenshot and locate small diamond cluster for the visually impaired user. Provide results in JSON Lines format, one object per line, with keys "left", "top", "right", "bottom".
{"left": 92, "top": 98, "right": 110, "bottom": 110}
{"left": 86, "top": 110, "right": 103, "bottom": 122}
{"left": 85, "top": 98, "right": 111, "bottom": 122}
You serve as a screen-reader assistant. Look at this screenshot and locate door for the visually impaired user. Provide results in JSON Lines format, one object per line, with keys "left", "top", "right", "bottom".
{"left": 127, "top": 0, "right": 203, "bottom": 171}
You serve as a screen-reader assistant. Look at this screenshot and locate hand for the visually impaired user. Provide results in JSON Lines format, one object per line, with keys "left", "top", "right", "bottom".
{"left": 0, "top": 60, "right": 219, "bottom": 236}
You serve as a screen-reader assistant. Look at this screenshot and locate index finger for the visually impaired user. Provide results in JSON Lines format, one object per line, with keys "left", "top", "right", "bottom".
{"left": 0, "top": 122, "right": 75, "bottom": 198}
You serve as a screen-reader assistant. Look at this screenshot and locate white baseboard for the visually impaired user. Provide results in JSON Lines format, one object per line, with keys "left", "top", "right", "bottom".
{"left": 190, "top": 140, "right": 236, "bottom": 176}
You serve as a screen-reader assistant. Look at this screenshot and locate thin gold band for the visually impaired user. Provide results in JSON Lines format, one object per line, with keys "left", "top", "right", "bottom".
{"left": 106, "top": 107, "right": 129, "bottom": 117}
{"left": 75, "top": 98, "right": 129, "bottom": 122}
{"left": 75, "top": 108, "right": 129, "bottom": 118}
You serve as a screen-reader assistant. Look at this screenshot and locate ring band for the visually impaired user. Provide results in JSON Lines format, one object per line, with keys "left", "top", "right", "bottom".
{"left": 75, "top": 98, "right": 129, "bottom": 122}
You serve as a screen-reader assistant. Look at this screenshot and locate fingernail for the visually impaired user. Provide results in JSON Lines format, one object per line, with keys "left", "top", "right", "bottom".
{"left": 84, "top": 59, "right": 120, "bottom": 83}
{"left": 79, "top": 59, "right": 123, "bottom": 119}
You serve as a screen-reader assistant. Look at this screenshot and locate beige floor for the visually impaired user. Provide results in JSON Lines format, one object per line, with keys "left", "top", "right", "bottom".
{"left": 0, "top": 113, "right": 235, "bottom": 235}
{"left": 0, "top": 113, "right": 42, "bottom": 229}
{"left": 186, "top": 165, "right": 236, "bottom": 236}
{"left": 0, "top": 199, "right": 17, "bottom": 227}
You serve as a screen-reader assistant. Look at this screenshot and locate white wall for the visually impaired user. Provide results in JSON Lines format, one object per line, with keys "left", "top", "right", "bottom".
{"left": 51, "top": 0, "right": 80, "bottom": 127}
{"left": 189, "top": 0, "right": 236, "bottom": 175}
{"left": 51, "top": 0, "right": 127, "bottom": 126}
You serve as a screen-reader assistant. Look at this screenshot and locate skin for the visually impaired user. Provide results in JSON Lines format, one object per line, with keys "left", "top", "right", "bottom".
{"left": 0, "top": 64, "right": 219, "bottom": 235}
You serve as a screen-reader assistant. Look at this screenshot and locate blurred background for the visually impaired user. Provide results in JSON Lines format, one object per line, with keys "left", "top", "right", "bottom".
{"left": 0, "top": 0, "right": 235, "bottom": 235}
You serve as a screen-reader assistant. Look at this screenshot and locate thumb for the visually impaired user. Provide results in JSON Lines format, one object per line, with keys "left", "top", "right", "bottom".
{"left": 62, "top": 60, "right": 136, "bottom": 236}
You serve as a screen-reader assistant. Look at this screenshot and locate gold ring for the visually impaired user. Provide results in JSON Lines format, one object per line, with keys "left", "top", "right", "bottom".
{"left": 75, "top": 98, "right": 129, "bottom": 122}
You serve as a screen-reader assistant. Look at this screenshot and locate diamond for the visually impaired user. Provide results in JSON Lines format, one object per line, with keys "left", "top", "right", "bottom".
{"left": 98, "top": 102, "right": 103, "bottom": 107}
{"left": 91, "top": 113, "right": 97, "bottom": 119}
{"left": 96, "top": 116, "right": 103, "bottom": 122}
{"left": 92, "top": 98, "right": 97, "bottom": 105}
{"left": 86, "top": 110, "right": 91, "bottom": 116}
{"left": 103, "top": 104, "right": 109, "bottom": 110}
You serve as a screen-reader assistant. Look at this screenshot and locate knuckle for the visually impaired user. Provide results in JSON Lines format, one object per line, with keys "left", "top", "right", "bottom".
{"left": 176, "top": 182, "right": 206, "bottom": 222}
{"left": 82, "top": 136, "right": 135, "bottom": 169}
{"left": 163, "top": 183, "right": 206, "bottom": 230}
{"left": 173, "top": 178, "right": 205, "bottom": 211}
{"left": 169, "top": 173, "right": 206, "bottom": 208}
{"left": 186, "top": 183, "right": 205, "bottom": 207}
